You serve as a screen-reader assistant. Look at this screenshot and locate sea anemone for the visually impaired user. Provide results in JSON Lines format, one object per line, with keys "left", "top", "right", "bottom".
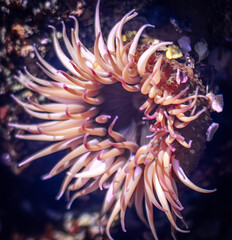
{"left": 9, "top": 0, "right": 222, "bottom": 239}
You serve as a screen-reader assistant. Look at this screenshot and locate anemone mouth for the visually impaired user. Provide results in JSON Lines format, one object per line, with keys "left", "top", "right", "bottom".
{"left": 99, "top": 82, "right": 146, "bottom": 131}
{"left": 8, "top": 1, "right": 221, "bottom": 239}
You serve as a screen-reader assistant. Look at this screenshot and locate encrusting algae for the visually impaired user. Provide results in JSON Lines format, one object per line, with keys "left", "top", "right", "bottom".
{"left": 9, "top": 0, "right": 223, "bottom": 239}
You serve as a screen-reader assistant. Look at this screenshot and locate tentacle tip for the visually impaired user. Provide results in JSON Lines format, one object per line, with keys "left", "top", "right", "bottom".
{"left": 41, "top": 174, "right": 52, "bottom": 180}
{"left": 10, "top": 93, "right": 16, "bottom": 99}
{"left": 66, "top": 171, "right": 74, "bottom": 177}
{"left": 97, "top": 150, "right": 104, "bottom": 160}
{"left": 15, "top": 134, "right": 22, "bottom": 139}
{"left": 112, "top": 115, "right": 119, "bottom": 123}
{"left": 146, "top": 24, "right": 155, "bottom": 28}
{"left": 188, "top": 140, "right": 193, "bottom": 147}
{"left": 65, "top": 106, "right": 70, "bottom": 117}
{"left": 90, "top": 68, "right": 97, "bottom": 76}
{"left": 68, "top": 15, "right": 75, "bottom": 19}
{"left": 66, "top": 201, "right": 73, "bottom": 210}
{"left": 211, "top": 188, "right": 217, "bottom": 192}
{"left": 8, "top": 122, "right": 15, "bottom": 127}
{"left": 56, "top": 193, "right": 63, "bottom": 200}
{"left": 48, "top": 25, "right": 55, "bottom": 30}
{"left": 18, "top": 161, "right": 26, "bottom": 167}
{"left": 63, "top": 83, "right": 67, "bottom": 89}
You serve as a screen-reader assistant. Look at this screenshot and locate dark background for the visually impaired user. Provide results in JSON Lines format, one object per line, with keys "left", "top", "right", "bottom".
{"left": 0, "top": 0, "right": 232, "bottom": 239}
